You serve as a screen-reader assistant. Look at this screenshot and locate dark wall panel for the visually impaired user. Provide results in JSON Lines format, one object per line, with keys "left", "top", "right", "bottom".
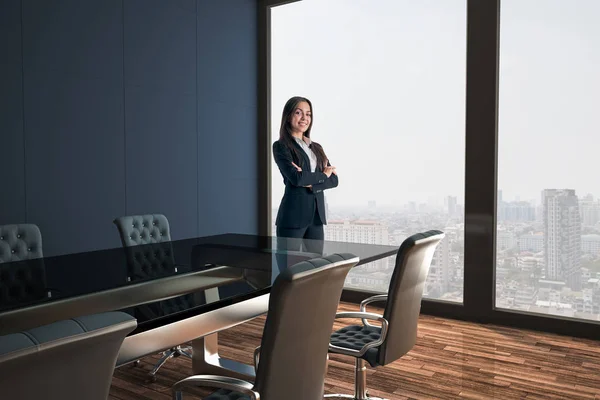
{"left": 197, "top": 0, "right": 258, "bottom": 236}
{"left": 124, "top": 0, "right": 198, "bottom": 240}
{"left": 124, "top": 0, "right": 196, "bottom": 95}
{"left": 22, "top": 0, "right": 125, "bottom": 256}
{"left": 125, "top": 89, "right": 198, "bottom": 239}
{"left": 198, "top": 175, "right": 259, "bottom": 236}
{"left": 197, "top": 0, "right": 257, "bottom": 108}
{"left": 0, "top": 0, "right": 26, "bottom": 224}
{"left": 2, "top": 0, "right": 260, "bottom": 256}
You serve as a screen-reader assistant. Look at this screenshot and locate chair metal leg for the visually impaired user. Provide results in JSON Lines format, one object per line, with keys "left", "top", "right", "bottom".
{"left": 177, "top": 345, "right": 193, "bottom": 359}
{"left": 324, "top": 358, "right": 387, "bottom": 400}
{"left": 147, "top": 345, "right": 193, "bottom": 382}
{"left": 148, "top": 349, "right": 177, "bottom": 382}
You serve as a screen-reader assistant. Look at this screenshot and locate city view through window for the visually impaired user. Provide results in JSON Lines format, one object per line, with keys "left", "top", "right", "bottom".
{"left": 496, "top": 1, "right": 600, "bottom": 321}
{"left": 271, "top": 0, "right": 600, "bottom": 321}
{"left": 271, "top": 0, "right": 466, "bottom": 303}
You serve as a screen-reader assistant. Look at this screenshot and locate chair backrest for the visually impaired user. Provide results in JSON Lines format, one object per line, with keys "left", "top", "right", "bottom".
{"left": 0, "top": 224, "right": 43, "bottom": 263}
{"left": 113, "top": 214, "right": 176, "bottom": 279}
{"left": 0, "top": 224, "right": 47, "bottom": 307}
{"left": 378, "top": 230, "right": 445, "bottom": 366}
{"left": 254, "top": 253, "right": 359, "bottom": 400}
{"left": 113, "top": 214, "right": 172, "bottom": 246}
{"left": 0, "top": 259, "right": 47, "bottom": 308}
{"left": 0, "top": 311, "right": 137, "bottom": 400}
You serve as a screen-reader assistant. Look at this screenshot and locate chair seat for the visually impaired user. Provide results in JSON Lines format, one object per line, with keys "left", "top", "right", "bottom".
{"left": 330, "top": 324, "right": 382, "bottom": 367}
{"left": 205, "top": 388, "right": 251, "bottom": 400}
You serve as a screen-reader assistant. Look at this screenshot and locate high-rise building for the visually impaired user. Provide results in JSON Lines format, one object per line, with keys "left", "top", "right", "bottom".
{"left": 408, "top": 201, "right": 417, "bottom": 213}
{"left": 497, "top": 230, "right": 517, "bottom": 251}
{"left": 325, "top": 220, "right": 389, "bottom": 274}
{"left": 542, "top": 189, "right": 582, "bottom": 289}
{"left": 498, "top": 201, "right": 536, "bottom": 222}
{"left": 579, "top": 195, "right": 600, "bottom": 227}
{"left": 518, "top": 232, "right": 544, "bottom": 253}
{"left": 581, "top": 234, "right": 600, "bottom": 256}
{"left": 324, "top": 220, "right": 388, "bottom": 245}
{"left": 445, "top": 196, "right": 457, "bottom": 217}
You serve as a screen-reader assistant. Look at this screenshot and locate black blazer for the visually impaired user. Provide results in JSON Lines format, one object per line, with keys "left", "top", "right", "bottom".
{"left": 273, "top": 139, "right": 338, "bottom": 229}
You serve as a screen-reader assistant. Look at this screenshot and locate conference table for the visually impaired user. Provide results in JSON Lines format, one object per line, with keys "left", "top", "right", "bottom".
{"left": 0, "top": 233, "right": 397, "bottom": 379}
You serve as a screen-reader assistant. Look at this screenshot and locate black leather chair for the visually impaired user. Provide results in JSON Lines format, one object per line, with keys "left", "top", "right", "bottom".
{"left": 0, "top": 311, "right": 137, "bottom": 400}
{"left": 113, "top": 214, "right": 193, "bottom": 381}
{"left": 112, "top": 214, "right": 178, "bottom": 279}
{"left": 0, "top": 224, "right": 44, "bottom": 263}
{"left": 325, "top": 230, "right": 445, "bottom": 400}
{"left": 172, "top": 253, "right": 361, "bottom": 400}
{"left": 0, "top": 224, "right": 47, "bottom": 307}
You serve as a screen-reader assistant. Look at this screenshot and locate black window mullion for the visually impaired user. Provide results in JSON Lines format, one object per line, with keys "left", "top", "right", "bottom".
{"left": 463, "top": 0, "right": 501, "bottom": 319}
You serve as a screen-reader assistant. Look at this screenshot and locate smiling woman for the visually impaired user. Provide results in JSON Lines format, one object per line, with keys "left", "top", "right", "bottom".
{"left": 272, "top": 96, "right": 338, "bottom": 245}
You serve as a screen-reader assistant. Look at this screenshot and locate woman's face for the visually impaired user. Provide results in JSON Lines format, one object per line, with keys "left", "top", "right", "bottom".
{"left": 289, "top": 101, "right": 311, "bottom": 135}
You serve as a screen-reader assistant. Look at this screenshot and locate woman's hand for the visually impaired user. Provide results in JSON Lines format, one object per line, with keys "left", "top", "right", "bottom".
{"left": 324, "top": 165, "right": 336, "bottom": 178}
{"left": 292, "top": 162, "right": 311, "bottom": 188}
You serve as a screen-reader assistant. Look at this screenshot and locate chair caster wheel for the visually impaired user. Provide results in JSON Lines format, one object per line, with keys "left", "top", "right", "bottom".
{"left": 132, "top": 360, "right": 141, "bottom": 367}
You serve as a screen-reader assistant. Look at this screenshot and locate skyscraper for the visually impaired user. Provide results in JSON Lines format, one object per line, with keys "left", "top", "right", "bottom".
{"left": 542, "top": 189, "right": 581, "bottom": 290}
{"left": 445, "top": 196, "right": 457, "bottom": 217}
{"left": 579, "top": 194, "right": 600, "bottom": 227}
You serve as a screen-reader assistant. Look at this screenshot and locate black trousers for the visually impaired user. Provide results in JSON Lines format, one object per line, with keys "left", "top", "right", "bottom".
{"left": 276, "top": 212, "right": 324, "bottom": 241}
{"left": 275, "top": 204, "right": 324, "bottom": 272}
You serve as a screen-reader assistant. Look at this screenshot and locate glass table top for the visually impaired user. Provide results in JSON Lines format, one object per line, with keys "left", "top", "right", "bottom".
{"left": 0, "top": 233, "right": 398, "bottom": 334}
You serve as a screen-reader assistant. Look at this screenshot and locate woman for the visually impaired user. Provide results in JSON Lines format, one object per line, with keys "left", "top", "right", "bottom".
{"left": 273, "top": 96, "right": 338, "bottom": 243}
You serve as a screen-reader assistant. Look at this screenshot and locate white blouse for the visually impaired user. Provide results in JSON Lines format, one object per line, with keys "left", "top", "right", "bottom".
{"left": 294, "top": 136, "right": 318, "bottom": 173}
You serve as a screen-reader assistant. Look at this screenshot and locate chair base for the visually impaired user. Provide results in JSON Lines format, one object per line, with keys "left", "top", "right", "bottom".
{"left": 148, "top": 345, "right": 192, "bottom": 382}
{"left": 324, "top": 358, "right": 388, "bottom": 400}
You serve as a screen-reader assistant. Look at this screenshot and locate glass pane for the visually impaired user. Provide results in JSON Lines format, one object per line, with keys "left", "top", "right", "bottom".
{"left": 497, "top": 1, "right": 600, "bottom": 320}
{"left": 271, "top": 0, "right": 466, "bottom": 302}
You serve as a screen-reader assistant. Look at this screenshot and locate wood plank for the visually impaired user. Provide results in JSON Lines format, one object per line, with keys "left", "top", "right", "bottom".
{"left": 110, "top": 302, "right": 600, "bottom": 399}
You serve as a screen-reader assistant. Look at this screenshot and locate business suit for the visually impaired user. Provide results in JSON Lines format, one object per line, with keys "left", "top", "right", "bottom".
{"left": 272, "top": 138, "right": 338, "bottom": 233}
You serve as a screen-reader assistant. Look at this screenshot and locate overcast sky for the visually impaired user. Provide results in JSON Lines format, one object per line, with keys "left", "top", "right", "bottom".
{"left": 270, "top": 0, "right": 600, "bottom": 208}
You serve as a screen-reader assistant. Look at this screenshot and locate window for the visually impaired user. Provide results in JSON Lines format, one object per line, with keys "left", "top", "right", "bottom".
{"left": 496, "top": 0, "right": 600, "bottom": 321}
{"left": 270, "top": 0, "right": 466, "bottom": 302}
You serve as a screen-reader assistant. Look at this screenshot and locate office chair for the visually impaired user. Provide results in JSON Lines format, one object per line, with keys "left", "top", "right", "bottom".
{"left": 0, "top": 224, "right": 44, "bottom": 263}
{"left": 0, "top": 311, "right": 137, "bottom": 400}
{"left": 113, "top": 213, "right": 193, "bottom": 381}
{"left": 0, "top": 224, "right": 47, "bottom": 307}
{"left": 325, "top": 230, "right": 445, "bottom": 400}
{"left": 172, "top": 253, "right": 360, "bottom": 400}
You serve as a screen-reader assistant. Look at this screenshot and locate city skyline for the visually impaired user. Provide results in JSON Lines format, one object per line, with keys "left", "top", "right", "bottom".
{"left": 271, "top": 186, "right": 600, "bottom": 320}
{"left": 271, "top": 189, "right": 600, "bottom": 212}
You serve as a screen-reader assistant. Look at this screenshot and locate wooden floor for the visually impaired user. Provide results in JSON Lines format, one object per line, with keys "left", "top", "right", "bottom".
{"left": 110, "top": 302, "right": 600, "bottom": 400}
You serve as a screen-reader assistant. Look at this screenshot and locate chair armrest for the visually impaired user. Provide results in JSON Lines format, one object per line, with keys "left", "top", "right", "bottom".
{"left": 253, "top": 345, "right": 261, "bottom": 371}
{"left": 172, "top": 375, "right": 260, "bottom": 400}
{"left": 329, "top": 311, "right": 389, "bottom": 357}
{"left": 359, "top": 294, "right": 388, "bottom": 327}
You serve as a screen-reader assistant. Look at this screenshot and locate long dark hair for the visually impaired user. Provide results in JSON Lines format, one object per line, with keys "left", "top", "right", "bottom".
{"left": 278, "top": 96, "right": 328, "bottom": 170}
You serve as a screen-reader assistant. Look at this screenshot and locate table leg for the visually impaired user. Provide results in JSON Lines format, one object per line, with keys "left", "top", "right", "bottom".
{"left": 191, "top": 333, "right": 256, "bottom": 381}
